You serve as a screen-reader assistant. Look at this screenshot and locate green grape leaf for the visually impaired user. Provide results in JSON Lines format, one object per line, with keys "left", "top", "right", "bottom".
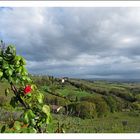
{"left": 13, "top": 56, "right": 21, "bottom": 67}
{"left": 31, "top": 84, "right": 37, "bottom": 91}
{"left": 27, "top": 93, "right": 32, "bottom": 97}
{"left": 42, "top": 105, "right": 50, "bottom": 116}
{"left": 6, "top": 45, "right": 16, "bottom": 55}
{"left": 4, "top": 45, "right": 16, "bottom": 60}
{"left": 15, "top": 61, "right": 20, "bottom": 67}
{"left": 30, "top": 119, "right": 36, "bottom": 126}
{"left": 8, "top": 77, "right": 13, "bottom": 83}
{"left": 22, "top": 76, "right": 27, "bottom": 81}
{"left": 20, "top": 57, "right": 26, "bottom": 65}
{"left": 14, "top": 56, "right": 22, "bottom": 61}
{"left": 15, "top": 67, "right": 22, "bottom": 73}
{"left": 28, "top": 109, "right": 36, "bottom": 119}
{"left": 36, "top": 92, "right": 44, "bottom": 104}
{"left": 2, "top": 63, "right": 9, "bottom": 69}
{"left": 46, "top": 115, "right": 52, "bottom": 124}
{"left": 21, "top": 67, "right": 27, "bottom": 74}
{"left": 9, "top": 69, "right": 13, "bottom": 75}
{"left": 23, "top": 112, "right": 29, "bottom": 124}
{"left": 26, "top": 77, "right": 31, "bottom": 82}
{"left": 42, "top": 105, "right": 51, "bottom": 124}
{"left": 13, "top": 121, "right": 21, "bottom": 131}
{"left": 5, "top": 69, "right": 13, "bottom": 77}
{"left": 0, "top": 71, "right": 3, "bottom": 78}
{"left": 23, "top": 109, "right": 36, "bottom": 124}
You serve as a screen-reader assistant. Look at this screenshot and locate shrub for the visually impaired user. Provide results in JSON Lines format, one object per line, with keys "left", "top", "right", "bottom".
{"left": 80, "top": 96, "right": 109, "bottom": 117}
{"left": 66, "top": 101, "right": 96, "bottom": 119}
{"left": 132, "top": 101, "right": 140, "bottom": 110}
{"left": 103, "top": 96, "right": 118, "bottom": 113}
{"left": 45, "top": 93, "right": 70, "bottom": 106}
{"left": 75, "top": 101, "right": 96, "bottom": 119}
{"left": 94, "top": 97, "right": 109, "bottom": 117}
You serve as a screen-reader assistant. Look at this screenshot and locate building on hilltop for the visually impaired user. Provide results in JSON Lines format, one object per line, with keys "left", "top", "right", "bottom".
{"left": 61, "top": 77, "right": 68, "bottom": 84}
{"left": 50, "top": 105, "right": 63, "bottom": 113}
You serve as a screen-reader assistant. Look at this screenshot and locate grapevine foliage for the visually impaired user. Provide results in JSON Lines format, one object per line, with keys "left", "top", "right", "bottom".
{"left": 0, "top": 41, "right": 51, "bottom": 133}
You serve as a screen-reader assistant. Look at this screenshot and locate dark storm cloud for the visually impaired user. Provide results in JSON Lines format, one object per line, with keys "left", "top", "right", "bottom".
{"left": 1, "top": 7, "right": 140, "bottom": 79}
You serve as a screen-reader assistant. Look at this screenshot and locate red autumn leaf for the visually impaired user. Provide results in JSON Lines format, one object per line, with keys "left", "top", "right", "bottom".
{"left": 24, "top": 85, "right": 32, "bottom": 95}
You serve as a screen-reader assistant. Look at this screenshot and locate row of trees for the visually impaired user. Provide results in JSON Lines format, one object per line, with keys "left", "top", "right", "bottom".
{"left": 45, "top": 91, "right": 140, "bottom": 119}
{"left": 68, "top": 80, "right": 136, "bottom": 102}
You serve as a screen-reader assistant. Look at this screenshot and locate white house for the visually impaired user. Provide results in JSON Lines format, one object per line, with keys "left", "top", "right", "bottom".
{"left": 61, "top": 77, "right": 68, "bottom": 84}
{"left": 50, "top": 105, "right": 63, "bottom": 113}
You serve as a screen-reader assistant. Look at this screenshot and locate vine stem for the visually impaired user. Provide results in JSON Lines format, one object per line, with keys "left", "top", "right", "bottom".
{"left": 10, "top": 82, "right": 28, "bottom": 109}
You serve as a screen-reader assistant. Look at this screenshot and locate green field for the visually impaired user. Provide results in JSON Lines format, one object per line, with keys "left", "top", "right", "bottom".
{"left": 1, "top": 76, "right": 140, "bottom": 133}
{"left": 51, "top": 112, "right": 140, "bottom": 133}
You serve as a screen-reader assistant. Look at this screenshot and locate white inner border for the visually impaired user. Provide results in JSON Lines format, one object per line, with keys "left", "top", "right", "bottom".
{"left": 0, "top": 1, "right": 140, "bottom": 139}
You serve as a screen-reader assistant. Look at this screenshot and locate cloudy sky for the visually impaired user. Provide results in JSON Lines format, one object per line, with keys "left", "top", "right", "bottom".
{"left": 1, "top": 7, "right": 140, "bottom": 79}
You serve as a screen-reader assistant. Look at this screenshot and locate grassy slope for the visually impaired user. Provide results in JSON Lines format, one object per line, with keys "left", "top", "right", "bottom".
{"left": 68, "top": 79, "right": 136, "bottom": 103}
{"left": 1, "top": 78, "right": 140, "bottom": 133}
{"left": 0, "top": 81, "right": 12, "bottom": 103}
{"left": 56, "top": 85, "right": 96, "bottom": 99}
{"left": 52, "top": 111, "right": 140, "bottom": 133}
{"left": 42, "top": 78, "right": 140, "bottom": 133}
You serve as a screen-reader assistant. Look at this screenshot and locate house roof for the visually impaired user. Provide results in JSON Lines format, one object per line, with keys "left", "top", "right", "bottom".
{"left": 50, "top": 105, "right": 62, "bottom": 110}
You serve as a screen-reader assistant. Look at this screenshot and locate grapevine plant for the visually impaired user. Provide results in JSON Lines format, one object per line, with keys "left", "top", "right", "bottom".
{"left": 0, "top": 41, "right": 51, "bottom": 133}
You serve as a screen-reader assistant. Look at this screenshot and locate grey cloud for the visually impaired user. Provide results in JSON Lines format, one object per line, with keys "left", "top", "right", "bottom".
{"left": 1, "top": 7, "right": 140, "bottom": 79}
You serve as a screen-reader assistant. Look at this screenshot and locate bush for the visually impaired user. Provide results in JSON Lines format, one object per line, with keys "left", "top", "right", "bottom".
{"left": 80, "top": 96, "right": 109, "bottom": 117}
{"left": 75, "top": 101, "right": 96, "bottom": 119}
{"left": 45, "top": 93, "right": 70, "bottom": 106}
{"left": 132, "top": 101, "right": 140, "bottom": 110}
{"left": 66, "top": 101, "right": 96, "bottom": 119}
{"left": 94, "top": 97, "right": 109, "bottom": 117}
{"left": 103, "top": 96, "right": 118, "bottom": 113}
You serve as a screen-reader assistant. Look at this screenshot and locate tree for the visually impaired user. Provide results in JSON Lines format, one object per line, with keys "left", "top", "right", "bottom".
{"left": 75, "top": 101, "right": 96, "bottom": 119}
{"left": 93, "top": 97, "right": 109, "bottom": 117}
{"left": 66, "top": 101, "right": 97, "bottom": 119}
{"left": 80, "top": 96, "right": 109, "bottom": 117}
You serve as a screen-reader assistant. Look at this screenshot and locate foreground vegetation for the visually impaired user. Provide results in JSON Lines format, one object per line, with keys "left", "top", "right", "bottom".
{"left": 0, "top": 42, "right": 51, "bottom": 133}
